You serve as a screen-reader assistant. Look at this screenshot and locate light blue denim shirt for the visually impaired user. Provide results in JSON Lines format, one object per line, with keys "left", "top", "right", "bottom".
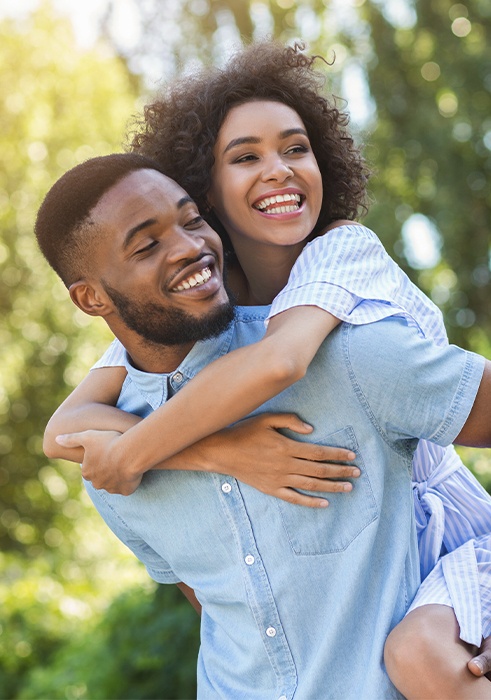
{"left": 85, "top": 307, "right": 484, "bottom": 700}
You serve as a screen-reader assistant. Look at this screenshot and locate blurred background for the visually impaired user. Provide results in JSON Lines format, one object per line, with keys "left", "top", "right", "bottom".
{"left": 0, "top": 0, "right": 490, "bottom": 697}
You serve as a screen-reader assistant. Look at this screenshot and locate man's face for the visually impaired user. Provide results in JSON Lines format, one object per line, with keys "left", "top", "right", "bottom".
{"left": 91, "top": 169, "right": 233, "bottom": 346}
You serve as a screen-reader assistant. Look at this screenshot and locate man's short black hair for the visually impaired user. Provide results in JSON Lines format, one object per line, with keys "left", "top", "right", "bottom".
{"left": 35, "top": 153, "right": 167, "bottom": 286}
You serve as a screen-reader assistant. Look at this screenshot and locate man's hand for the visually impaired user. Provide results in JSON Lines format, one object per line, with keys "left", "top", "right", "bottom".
{"left": 468, "top": 636, "right": 491, "bottom": 679}
{"left": 188, "top": 413, "right": 359, "bottom": 508}
{"left": 56, "top": 429, "right": 143, "bottom": 495}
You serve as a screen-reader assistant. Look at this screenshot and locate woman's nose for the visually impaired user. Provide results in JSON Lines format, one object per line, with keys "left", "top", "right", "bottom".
{"left": 261, "top": 157, "right": 293, "bottom": 183}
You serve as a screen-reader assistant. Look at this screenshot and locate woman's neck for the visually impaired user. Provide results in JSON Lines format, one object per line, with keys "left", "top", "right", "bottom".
{"left": 230, "top": 238, "right": 306, "bottom": 306}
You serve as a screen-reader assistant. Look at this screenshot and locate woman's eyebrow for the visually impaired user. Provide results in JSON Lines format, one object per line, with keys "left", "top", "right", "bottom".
{"left": 223, "top": 136, "right": 260, "bottom": 154}
{"left": 279, "top": 128, "right": 308, "bottom": 139}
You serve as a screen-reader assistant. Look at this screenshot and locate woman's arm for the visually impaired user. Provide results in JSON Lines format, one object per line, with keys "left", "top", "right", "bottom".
{"left": 46, "top": 341, "right": 358, "bottom": 505}
{"left": 44, "top": 366, "right": 132, "bottom": 463}
{"left": 57, "top": 306, "right": 340, "bottom": 484}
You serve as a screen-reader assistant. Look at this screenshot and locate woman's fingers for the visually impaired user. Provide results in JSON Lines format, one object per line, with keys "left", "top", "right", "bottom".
{"left": 294, "top": 461, "right": 360, "bottom": 480}
{"left": 276, "top": 487, "right": 330, "bottom": 509}
{"left": 292, "top": 441, "right": 356, "bottom": 464}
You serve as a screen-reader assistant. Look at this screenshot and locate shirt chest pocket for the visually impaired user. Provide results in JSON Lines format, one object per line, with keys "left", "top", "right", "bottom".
{"left": 275, "top": 427, "right": 379, "bottom": 555}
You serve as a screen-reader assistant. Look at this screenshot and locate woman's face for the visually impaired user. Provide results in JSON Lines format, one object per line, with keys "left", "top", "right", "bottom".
{"left": 208, "top": 100, "right": 323, "bottom": 251}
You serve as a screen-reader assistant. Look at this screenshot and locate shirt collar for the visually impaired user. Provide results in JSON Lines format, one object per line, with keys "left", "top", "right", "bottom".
{"left": 122, "top": 320, "right": 237, "bottom": 410}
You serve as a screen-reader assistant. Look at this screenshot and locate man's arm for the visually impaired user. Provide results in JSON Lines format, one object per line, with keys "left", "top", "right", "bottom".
{"left": 455, "top": 360, "right": 491, "bottom": 447}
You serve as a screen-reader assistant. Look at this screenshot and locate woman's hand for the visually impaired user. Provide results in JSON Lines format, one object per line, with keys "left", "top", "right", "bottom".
{"left": 56, "top": 429, "right": 143, "bottom": 495}
{"left": 179, "top": 413, "right": 360, "bottom": 508}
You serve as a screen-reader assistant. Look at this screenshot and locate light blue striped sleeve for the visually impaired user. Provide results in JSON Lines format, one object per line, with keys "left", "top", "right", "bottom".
{"left": 91, "top": 338, "right": 126, "bottom": 369}
{"left": 267, "top": 224, "right": 447, "bottom": 345}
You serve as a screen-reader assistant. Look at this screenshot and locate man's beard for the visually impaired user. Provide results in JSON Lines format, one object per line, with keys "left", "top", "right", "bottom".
{"left": 102, "top": 282, "right": 235, "bottom": 346}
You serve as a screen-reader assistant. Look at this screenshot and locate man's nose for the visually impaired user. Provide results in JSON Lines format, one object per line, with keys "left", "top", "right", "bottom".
{"left": 261, "top": 156, "right": 294, "bottom": 183}
{"left": 166, "top": 228, "right": 207, "bottom": 263}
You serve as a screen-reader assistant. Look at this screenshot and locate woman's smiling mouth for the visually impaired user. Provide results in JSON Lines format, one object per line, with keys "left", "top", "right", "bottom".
{"left": 253, "top": 193, "right": 303, "bottom": 215}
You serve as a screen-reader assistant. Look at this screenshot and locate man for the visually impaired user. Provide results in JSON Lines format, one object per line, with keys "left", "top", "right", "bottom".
{"left": 36, "top": 153, "right": 491, "bottom": 699}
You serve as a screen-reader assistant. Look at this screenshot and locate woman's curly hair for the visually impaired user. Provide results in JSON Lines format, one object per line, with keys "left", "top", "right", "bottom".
{"left": 130, "top": 40, "right": 370, "bottom": 253}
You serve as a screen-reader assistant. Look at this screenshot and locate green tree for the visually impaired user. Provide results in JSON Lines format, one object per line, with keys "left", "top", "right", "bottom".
{"left": 1, "top": 10, "right": 200, "bottom": 700}
{"left": 0, "top": 5, "right": 139, "bottom": 554}
{"left": 355, "top": 0, "right": 491, "bottom": 349}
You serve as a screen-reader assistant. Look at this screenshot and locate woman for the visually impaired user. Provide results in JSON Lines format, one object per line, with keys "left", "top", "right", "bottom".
{"left": 47, "top": 41, "right": 491, "bottom": 697}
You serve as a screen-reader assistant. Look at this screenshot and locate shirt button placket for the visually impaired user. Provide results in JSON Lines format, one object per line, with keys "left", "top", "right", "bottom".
{"left": 216, "top": 474, "right": 295, "bottom": 699}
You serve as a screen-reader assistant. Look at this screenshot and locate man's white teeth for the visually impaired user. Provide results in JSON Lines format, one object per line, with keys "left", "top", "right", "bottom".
{"left": 255, "top": 193, "right": 301, "bottom": 213}
{"left": 174, "top": 266, "right": 212, "bottom": 291}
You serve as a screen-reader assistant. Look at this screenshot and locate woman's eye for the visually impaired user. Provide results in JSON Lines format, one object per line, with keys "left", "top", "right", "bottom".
{"left": 234, "top": 154, "right": 258, "bottom": 164}
{"left": 286, "top": 144, "right": 309, "bottom": 155}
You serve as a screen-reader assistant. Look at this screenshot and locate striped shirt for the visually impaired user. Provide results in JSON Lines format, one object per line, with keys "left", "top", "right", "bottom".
{"left": 267, "top": 223, "right": 447, "bottom": 344}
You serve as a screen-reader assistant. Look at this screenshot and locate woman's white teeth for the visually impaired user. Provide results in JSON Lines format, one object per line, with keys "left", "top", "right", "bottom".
{"left": 174, "top": 266, "right": 212, "bottom": 291}
{"left": 255, "top": 193, "right": 301, "bottom": 212}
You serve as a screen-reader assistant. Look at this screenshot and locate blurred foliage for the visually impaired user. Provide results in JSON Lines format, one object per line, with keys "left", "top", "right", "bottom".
{"left": 0, "top": 5, "right": 139, "bottom": 553}
{"left": 16, "top": 585, "right": 199, "bottom": 700}
{"left": 359, "top": 0, "right": 491, "bottom": 349}
{"left": 1, "top": 1, "right": 490, "bottom": 699}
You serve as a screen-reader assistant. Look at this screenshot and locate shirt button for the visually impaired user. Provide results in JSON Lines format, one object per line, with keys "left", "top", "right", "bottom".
{"left": 266, "top": 626, "right": 277, "bottom": 637}
{"left": 173, "top": 371, "right": 183, "bottom": 383}
{"left": 221, "top": 483, "right": 232, "bottom": 493}
{"left": 244, "top": 554, "right": 255, "bottom": 565}
{"left": 278, "top": 696, "right": 287, "bottom": 700}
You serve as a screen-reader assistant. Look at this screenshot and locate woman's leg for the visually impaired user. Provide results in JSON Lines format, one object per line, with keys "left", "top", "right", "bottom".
{"left": 384, "top": 604, "right": 491, "bottom": 699}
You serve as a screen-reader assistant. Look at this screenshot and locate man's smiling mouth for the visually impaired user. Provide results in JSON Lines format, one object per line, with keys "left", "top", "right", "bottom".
{"left": 254, "top": 193, "right": 302, "bottom": 214}
{"left": 172, "top": 266, "right": 212, "bottom": 291}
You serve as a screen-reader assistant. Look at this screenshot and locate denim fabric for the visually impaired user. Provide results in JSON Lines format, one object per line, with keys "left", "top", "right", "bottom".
{"left": 85, "top": 308, "right": 484, "bottom": 700}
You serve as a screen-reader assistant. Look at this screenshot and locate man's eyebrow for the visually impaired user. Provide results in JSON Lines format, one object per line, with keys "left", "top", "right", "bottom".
{"left": 177, "top": 195, "right": 195, "bottom": 209}
{"left": 223, "top": 129, "right": 308, "bottom": 155}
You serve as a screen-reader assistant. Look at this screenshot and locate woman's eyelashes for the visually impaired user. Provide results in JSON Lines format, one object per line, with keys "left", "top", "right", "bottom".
{"left": 233, "top": 153, "right": 259, "bottom": 164}
{"left": 287, "top": 144, "right": 309, "bottom": 155}
{"left": 232, "top": 143, "right": 310, "bottom": 165}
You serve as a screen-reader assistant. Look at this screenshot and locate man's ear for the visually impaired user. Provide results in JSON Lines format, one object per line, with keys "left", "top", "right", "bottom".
{"left": 69, "top": 281, "right": 113, "bottom": 317}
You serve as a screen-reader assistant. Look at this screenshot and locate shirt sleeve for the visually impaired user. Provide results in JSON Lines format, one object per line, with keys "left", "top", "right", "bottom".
{"left": 267, "top": 224, "right": 447, "bottom": 346}
{"left": 345, "top": 318, "right": 485, "bottom": 448}
{"left": 91, "top": 338, "right": 127, "bottom": 370}
{"left": 84, "top": 481, "right": 179, "bottom": 584}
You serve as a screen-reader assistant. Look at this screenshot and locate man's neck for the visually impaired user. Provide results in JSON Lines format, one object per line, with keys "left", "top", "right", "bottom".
{"left": 112, "top": 325, "right": 194, "bottom": 374}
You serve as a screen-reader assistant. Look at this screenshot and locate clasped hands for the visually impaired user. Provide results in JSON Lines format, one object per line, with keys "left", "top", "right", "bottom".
{"left": 56, "top": 429, "right": 142, "bottom": 495}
